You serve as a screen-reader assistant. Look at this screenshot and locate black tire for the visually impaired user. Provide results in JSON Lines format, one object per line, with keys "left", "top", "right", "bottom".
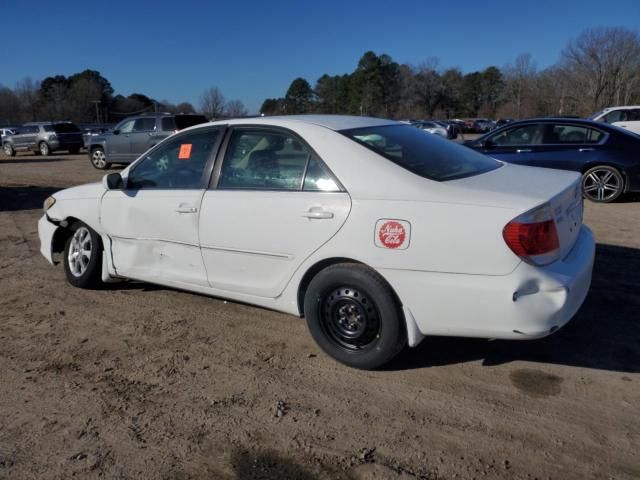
{"left": 69, "top": 147, "right": 81, "bottom": 155}
{"left": 39, "top": 141, "right": 50, "bottom": 156}
{"left": 581, "top": 165, "right": 624, "bottom": 203}
{"left": 90, "top": 147, "right": 110, "bottom": 170}
{"left": 303, "top": 263, "right": 406, "bottom": 370}
{"left": 63, "top": 221, "right": 103, "bottom": 289}
{"left": 3, "top": 143, "right": 15, "bottom": 157}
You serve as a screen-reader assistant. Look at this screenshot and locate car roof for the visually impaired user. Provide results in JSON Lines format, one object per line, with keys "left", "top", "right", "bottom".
{"left": 504, "top": 117, "right": 605, "bottom": 127}
{"left": 209, "top": 115, "right": 399, "bottom": 131}
{"left": 599, "top": 106, "right": 640, "bottom": 111}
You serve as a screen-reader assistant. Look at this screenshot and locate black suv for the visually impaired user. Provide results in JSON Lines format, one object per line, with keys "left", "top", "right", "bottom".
{"left": 87, "top": 113, "right": 208, "bottom": 169}
{"left": 2, "top": 122, "right": 84, "bottom": 156}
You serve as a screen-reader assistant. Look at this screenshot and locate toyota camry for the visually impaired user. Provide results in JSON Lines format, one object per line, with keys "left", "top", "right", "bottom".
{"left": 38, "top": 115, "right": 595, "bottom": 369}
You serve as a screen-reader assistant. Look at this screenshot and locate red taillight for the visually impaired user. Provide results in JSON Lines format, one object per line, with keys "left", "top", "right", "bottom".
{"left": 503, "top": 203, "right": 560, "bottom": 266}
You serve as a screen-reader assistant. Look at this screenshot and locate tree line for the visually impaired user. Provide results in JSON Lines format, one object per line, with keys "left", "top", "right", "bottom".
{"left": 0, "top": 71, "right": 248, "bottom": 126}
{"left": 260, "top": 26, "right": 640, "bottom": 120}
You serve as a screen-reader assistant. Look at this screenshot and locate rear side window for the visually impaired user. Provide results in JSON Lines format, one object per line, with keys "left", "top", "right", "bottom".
{"left": 548, "top": 125, "right": 604, "bottom": 144}
{"left": 341, "top": 125, "right": 500, "bottom": 182}
{"left": 173, "top": 115, "right": 208, "bottom": 131}
{"left": 133, "top": 118, "right": 156, "bottom": 132}
{"left": 218, "top": 129, "right": 341, "bottom": 191}
{"left": 53, "top": 123, "right": 81, "bottom": 133}
{"left": 161, "top": 117, "right": 176, "bottom": 131}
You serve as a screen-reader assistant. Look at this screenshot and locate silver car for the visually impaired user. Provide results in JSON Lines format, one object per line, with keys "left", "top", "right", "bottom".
{"left": 2, "top": 122, "right": 84, "bottom": 156}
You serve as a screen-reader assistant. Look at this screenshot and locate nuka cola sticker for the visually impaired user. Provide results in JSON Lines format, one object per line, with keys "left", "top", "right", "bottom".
{"left": 375, "top": 219, "right": 411, "bottom": 250}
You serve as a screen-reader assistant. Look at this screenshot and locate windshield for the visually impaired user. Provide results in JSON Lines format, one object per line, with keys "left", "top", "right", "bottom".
{"left": 341, "top": 124, "right": 501, "bottom": 181}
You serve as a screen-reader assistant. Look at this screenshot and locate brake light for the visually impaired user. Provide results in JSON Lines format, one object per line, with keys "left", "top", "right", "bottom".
{"left": 503, "top": 203, "right": 560, "bottom": 266}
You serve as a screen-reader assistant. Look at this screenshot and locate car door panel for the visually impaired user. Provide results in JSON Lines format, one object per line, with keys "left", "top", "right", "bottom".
{"left": 100, "top": 127, "right": 222, "bottom": 286}
{"left": 198, "top": 190, "right": 351, "bottom": 297}
{"left": 101, "top": 189, "right": 208, "bottom": 286}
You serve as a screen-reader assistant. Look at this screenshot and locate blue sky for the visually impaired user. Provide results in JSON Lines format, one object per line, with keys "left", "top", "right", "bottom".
{"left": 2, "top": 0, "right": 639, "bottom": 113}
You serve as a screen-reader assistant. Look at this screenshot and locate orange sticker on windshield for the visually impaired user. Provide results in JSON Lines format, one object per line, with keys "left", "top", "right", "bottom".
{"left": 178, "top": 144, "right": 192, "bottom": 160}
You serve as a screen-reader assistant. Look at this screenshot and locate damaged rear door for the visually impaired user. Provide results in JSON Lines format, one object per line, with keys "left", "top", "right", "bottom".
{"left": 100, "top": 127, "right": 223, "bottom": 286}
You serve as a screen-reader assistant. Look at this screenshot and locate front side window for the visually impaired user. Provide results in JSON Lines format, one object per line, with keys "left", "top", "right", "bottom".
{"left": 133, "top": 117, "right": 156, "bottom": 132}
{"left": 489, "top": 124, "right": 544, "bottom": 146}
{"left": 218, "top": 129, "right": 339, "bottom": 191}
{"left": 117, "top": 120, "right": 135, "bottom": 134}
{"left": 342, "top": 125, "right": 500, "bottom": 181}
{"left": 127, "top": 128, "right": 220, "bottom": 189}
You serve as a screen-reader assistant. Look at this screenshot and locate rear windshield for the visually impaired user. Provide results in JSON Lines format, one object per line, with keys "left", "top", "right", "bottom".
{"left": 173, "top": 115, "right": 208, "bottom": 131}
{"left": 341, "top": 124, "right": 501, "bottom": 181}
{"left": 53, "top": 123, "right": 81, "bottom": 133}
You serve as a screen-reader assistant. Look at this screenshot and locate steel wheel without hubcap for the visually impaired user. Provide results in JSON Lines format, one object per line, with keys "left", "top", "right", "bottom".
{"left": 67, "top": 227, "right": 92, "bottom": 277}
{"left": 582, "top": 166, "right": 623, "bottom": 202}
{"left": 320, "top": 286, "right": 380, "bottom": 352}
{"left": 91, "top": 149, "right": 107, "bottom": 169}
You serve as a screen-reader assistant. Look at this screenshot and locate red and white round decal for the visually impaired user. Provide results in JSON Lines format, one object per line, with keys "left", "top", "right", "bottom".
{"left": 375, "top": 219, "right": 411, "bottom": 250}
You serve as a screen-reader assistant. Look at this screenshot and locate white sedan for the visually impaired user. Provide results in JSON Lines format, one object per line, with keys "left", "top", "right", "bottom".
{"left": 38, "top": 115, "right": 595, "bottom": 369}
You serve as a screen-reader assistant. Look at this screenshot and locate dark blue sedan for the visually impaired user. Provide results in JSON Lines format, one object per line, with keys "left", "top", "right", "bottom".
{"left": 464, "top": 118, "right": 640, "bottom": 202}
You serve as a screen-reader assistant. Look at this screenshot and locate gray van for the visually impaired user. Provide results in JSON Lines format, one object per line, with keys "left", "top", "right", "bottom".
{"left": 87, "top": 113, "right": 207, "bottom": 169}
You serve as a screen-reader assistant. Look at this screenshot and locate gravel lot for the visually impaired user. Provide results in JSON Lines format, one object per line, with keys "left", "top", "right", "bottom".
{"left": 1, "top": 152, "right": 639, "bottom": 480}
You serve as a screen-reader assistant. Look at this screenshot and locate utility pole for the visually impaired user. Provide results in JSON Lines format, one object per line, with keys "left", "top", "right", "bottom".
{"left": 91, "top": 100, "right": 101, "bottom": 124}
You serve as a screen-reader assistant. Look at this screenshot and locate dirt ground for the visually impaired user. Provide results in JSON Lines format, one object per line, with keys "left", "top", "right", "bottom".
{"left": 0, "top": 152, "right": 639, "bottom": 480}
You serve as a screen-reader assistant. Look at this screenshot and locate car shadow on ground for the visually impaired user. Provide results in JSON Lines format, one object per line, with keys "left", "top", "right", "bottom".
{"left": 0, "top": 186, "right": 60, "bottom": 212}
{"left": 0, "top": 156, "right": 74, "bottom": 164}
{"left": 386, "top": 243, "right": 640, "bottom": 374}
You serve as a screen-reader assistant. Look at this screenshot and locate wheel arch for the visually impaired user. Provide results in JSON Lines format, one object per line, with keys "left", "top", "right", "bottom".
{"left": 296, "top": 257, "right": 405, "bottom": 319}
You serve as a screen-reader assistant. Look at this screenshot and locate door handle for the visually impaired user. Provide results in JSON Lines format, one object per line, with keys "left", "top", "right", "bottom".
{"left": 516, "top": 149, "right": 532, "bottom": 153}
{"left": 175, "top": 206, "right": 198, "bottom": 213}
{"left": 302, "top": 208, "right": 334, "bottom": 219}
{"left": 578, "top": 148, "right": 595, "bottom": 152}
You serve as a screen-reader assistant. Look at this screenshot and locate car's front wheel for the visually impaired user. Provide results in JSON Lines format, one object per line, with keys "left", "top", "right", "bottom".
{"left": 90, "top": 147, "right": 110, "bottom": 170}
{"left": 3, "top": 143, "right": 15, "bottom": 157}
{"left": 582, "top": 165, "right": 624, "bottom": 203}
{"left": 304, "top": 263, "right": 406, "bottom": 369}
{"left": 39, "top": 141, "right": 50, "bottom": 156}
{"left": 63, "top": 221, "right": 102, "bottom": 289}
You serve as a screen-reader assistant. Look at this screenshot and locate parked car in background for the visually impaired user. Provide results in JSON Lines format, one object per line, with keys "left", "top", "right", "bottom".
{"left": 464, "top": 117, "right": 640, "bottom": 202}
{"left": 435, "top": 121, "right": 458, "bottom": 139}
{"left": 2, "top": 121, "right": 83, "bottom": 156}
{"left": 474, "top": 119, "right": 494, "bottom": 133}
{"left": 88, "top": 112, "right": 207, "bottom": 169}
{"left": 495, "top": 118, "right": 514, "bottom": 128}
{"left": 39, "top": 115, "right": 594, "bottom": 369}
{"left": 411, "top": 120, "right": 448, "bottom": 138}
{"left": 590, "top": 106, "right": 640, "bottom": 134}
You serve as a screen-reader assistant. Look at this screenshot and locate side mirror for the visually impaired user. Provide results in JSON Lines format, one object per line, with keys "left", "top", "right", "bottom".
{"left": 112, "top": 129, "right": 120, "bottom": 135}
{"left": 102, "top": 172, "right": 124, "bottom": 190}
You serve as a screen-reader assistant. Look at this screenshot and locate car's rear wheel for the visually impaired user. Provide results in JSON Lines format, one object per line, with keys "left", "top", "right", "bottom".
{"left": 90, "top": 147, "right": 110, "bottom": 170}
{"left": 39, "top": 141, "right": 50, "bottom": 156}
{"left": 582, "top": 165, "right": 624, "bottom": 203}
{"left": 3, "top": 143, "right": 15, "bottom": 157}
{"left": 304, "top": 263, "right": 406, "bottom": 370}
{"left": 63, "top": 221, "right": 102, "bottom": 289}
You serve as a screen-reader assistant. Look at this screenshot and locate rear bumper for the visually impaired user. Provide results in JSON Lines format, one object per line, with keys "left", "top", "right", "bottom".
{"left": 38, "top": 214, "right": 58, "bottom": 264}
{"left": 381, "top": 225, "right": 595, "bottom": 340}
